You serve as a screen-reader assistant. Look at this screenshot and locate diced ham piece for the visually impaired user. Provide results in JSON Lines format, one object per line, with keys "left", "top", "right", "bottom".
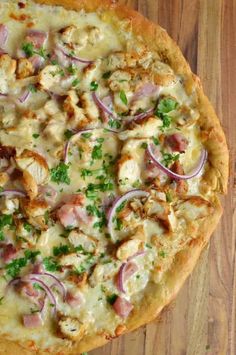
{"left": 0, "top": 24, "right": 8, "bottom": 48}
{"left": 132, "top": 83, "right": 160, "bottom": 101}
{"left": 165, "top": 133, "right": 188, "bottom": 153}
{"left": 123, "top": 262, "right": 138, "bottom": 282}
{"left": 57, "top": 194, "right": 91, "bottom": 228}
{"left": 113, "top": 297, "right": 133, "bottom": 319}
{"left": 2, "top": 244, "right": 17, "bottom": 263}
{"left": 26, "top": 30, "right": 48, "bottom": 48}
{"left": 144, "top": 148, "right": 166, "bottom": 181}
{"left": 23, "top": 313, "right": 43, "bottom": 328}
{"left": 57, "top": 204, "right": 77, "bottom": 228}
{"left": 65, "top": 291, "right": 83, "bottom": 308}
{"left": 32, "top": 263, "right": 44, "bottom": 274}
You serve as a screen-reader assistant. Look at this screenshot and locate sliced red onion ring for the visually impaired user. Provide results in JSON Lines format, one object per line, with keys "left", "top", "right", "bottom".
{"left": 133, "top": 108, "right": 154, "bottom": 121}
{"left": 18, "top": 90, "right": 31, "bottom": 104}
{"left": 0, "top": 93, "right": 8, "bottom": 98}
{"left": 117, "top": 261, "right": 139, "bottom": 293}
{"left": 107, "top": 189, "right": 150, "bottom": 241}
{"left": 56, "top": 45, "right": 93, "bottom": 65}
{"left": 30, "top": 272, "right": 66, "bottom": 301}
{"left": 127, "top": 250, "right": 146, "bottom": 262}
{"left": 92, "top": 92, "right": 116, "bottom": 119}
{"left": 0, "top": 24, "right": 8, "bottom": 48}
{"left": 147, "top": 144, "right": 208, "bottom": 180}
{"left": 28, "top": 277, "right": 57, "bottom": 314}
{"left": 0, "top": 189, "right": 27, "bottom": 198}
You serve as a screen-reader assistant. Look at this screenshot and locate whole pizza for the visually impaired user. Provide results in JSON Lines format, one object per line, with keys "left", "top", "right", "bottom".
{"left": 0, "top": 0, "right": 228, "bottom": 354}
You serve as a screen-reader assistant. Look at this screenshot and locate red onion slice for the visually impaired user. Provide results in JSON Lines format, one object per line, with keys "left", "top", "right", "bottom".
{"left": 0, "top": 24, "right": 8, "bottom": 48}
{"left": 107, "top": 189, "right": 149, "bottom": 241}
{"left": 92, "top": 92, "right": 116, "bottom": 118}
{"left": 0, "top": 189, "right": 27, "bottom": 198}
{"left": 127, "top": 250, "right": 146, "bottom": 262}
{"left": 56, "top": 45, "right": 93, "bottom": 65}
{"left": 117, "top": 261, "right": 139, "bottom": 293}
{"left": 147, "top": 144, "right": 208, "bottom": 180}
{"left": 30, "top": 272, "right": 66, "bottom": 301}
{"left": 28, "top": 277, "right": 57, "bottom": 314}
{"left": 18, "top": 90, "right": 31, "bottom": 104}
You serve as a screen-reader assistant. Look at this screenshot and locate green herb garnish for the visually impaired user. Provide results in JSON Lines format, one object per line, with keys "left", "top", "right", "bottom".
{"left": 50, "top": 163, "right": 70, "bottom": 185}
{"left": 119, "top": 90, "right": 128, "bottom": 105}
{"left": 90, "top": 81, "right": 98, "bottom": 91}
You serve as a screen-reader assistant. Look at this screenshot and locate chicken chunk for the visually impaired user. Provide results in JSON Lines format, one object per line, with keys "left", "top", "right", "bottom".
{"left": 58, "top": 317, "right": 86, "bottom": 341}
{"left": 118, "top": 116, "right": 162, "bottom": 140}
{"left": 68, "top": 230, "right": 98, "bottom": 254}
{"left": 108, "top": 70, "right": 131, "bottom": 92}
{"left": 43, "top": 113, "right": 66, "bottom": 144}
{"left": 117, "top": 154, "right": 141, "bottom": 193}
{"left": 89, "top": 262, "right": 120, "bottom": 287}
{"left": 0, "top": 54, "right": 16, "bottom": 94}
{"left": 80, "top": 92, "right": 99, "bottom": 123}
{"left": 59, "top": 253, "right": 87, "bottom": 269}
{"left": 116, "top": 239, "right": 142, "bottom": 261}
{"left": 16, "top": 58, "right": 34, "bottom": 79}
{"left": 21, "top": 198, "right": 49, "bottom": 230}
{"left": 38, "top": 65, "right": 63, "bottom": 92}
{"left": 175, "top": 196, "right": 213, "bottom": 221}
{"left": 15, "top": 149, "right": 49, "bottom": 185}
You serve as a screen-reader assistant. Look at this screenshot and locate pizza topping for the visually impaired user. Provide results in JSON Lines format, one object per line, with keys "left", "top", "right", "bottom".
{"left": 112, "top": 296, "right": 133, "bottom": 319}
{"left": 0, "top": 24, "right": 9, "bottom": 48}
{"left": 116, "top": 261, "right": 138, "bottom": 293}
{"left": 23, "top": 313, "right": 43, "bottom": 328}
{"left": 147, "top": 144, "right": 207, "bottom": 180}
{"left": 164, "top": 133, "right": 188, "bottom": 153}
{"left": 2, "top": 243, "right": 17, "bottom": 263}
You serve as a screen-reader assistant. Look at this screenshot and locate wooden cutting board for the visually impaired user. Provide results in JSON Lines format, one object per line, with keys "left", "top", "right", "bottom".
{"left": 91, "top": 1, "right": 236, "bottom": 354}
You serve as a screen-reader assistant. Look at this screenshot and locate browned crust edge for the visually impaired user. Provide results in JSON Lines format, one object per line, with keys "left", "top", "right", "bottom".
{"left": 0, "top": 0, "right": 229, "bottom": 354}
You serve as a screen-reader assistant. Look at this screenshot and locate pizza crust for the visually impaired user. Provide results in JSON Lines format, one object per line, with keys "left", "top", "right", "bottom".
{"left": 0, "top": 0, "right": 228, "bottom": 354}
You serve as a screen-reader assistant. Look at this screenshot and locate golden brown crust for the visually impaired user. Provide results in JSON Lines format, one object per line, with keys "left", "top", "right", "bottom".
{"left": 0, "top": 0, "right": 228, "bottom": 354}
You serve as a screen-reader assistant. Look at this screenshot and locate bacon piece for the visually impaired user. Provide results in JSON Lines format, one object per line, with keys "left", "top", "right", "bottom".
{"left": 0, "top": 145, "right": 16, "bottom": 160}
{"left": 2, "top": 244, "right": 17, "bottom": 263}
{"left": 165, "top": 133, "right": 188, "bottom": 153}
{"left": 113, "top": 297, "right": 133, "bottom": 319}
{"left": 25, "top": 29, "right": 48, "bottom": 48}
{"left": 23, "top": 313, "right": 43, "bottom": 328}
{"left": 38, "top": 185, "right": 57, "bottom": 206}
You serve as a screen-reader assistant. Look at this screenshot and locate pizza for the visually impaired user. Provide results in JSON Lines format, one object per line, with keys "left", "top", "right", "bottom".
{"left": 0, "top": 0, "right": 228, "bottom": 354}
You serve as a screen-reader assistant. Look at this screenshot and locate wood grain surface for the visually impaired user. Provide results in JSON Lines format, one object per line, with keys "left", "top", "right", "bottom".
{"left": 90, "top": 1, "right": 236, "bottom": 354}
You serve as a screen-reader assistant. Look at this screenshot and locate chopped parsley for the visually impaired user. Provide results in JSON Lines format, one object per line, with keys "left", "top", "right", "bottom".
{"left": 161, "top": 152, "right": 180, "bottom": 167}
{"left": 32, "top": 133, "right": 40, "bottom": 139}
{"left": 81, "top": 132, "right": 92, "bottom": 139}
{"left": 91, "top": 144, "right": 103, "bottom": 160}
{"left": 114, "top": 217, "right": 123, "bottom": 231}
{"left": 0, "top": 214, "right": 13, "bottom": 241}
{"left": 23, "top": 222, "right": 32, "bottom": 232}
{"left": 21, "top": 42, "right": 47, "bottom": 59}
{"left": 81, "top": 169, "right": 93, "bottom": 179}
{"left": 159, "top": 250, "right": 167, "bottom": 258}
{"left": 140, "top": 142, "right": 148, "bottom": 149}
{"left": 152, "top": 137, "right": 160, "bottom": 145}
{"left": 6, "top": 250, "right": 40, "bottom": 278}
{"left": 0, "top": 296, "right": 4, "bottom": 305}
{"left": 108, "top": 119, "right": 121, "bottom": 129}
{"left": 64, "top": 129, "right": 74, "bottom": 140}
{"left": 53, "top": 244, "right": 70, "bottom": 257}
{"left": 43, "top": 256, "right": 60, "bottom": 272}
{"left": 165, "top": 191, "right": 173, "bottom": 203}
{"left": 90, "top": 81, "right": 98, "bottom": 91}
{"left": 50, "top": 163, "right": 70, "bottom": 185}
{"left": 155, "top": 97, "right": 179, "bottom": 130}
{"left": 106, "top": 294, "right": 118, "bottom": 305}
{"left": 116, "top": 201, "right": 126, "bottom": 213}
{"left": 71, "top": 78, "right": 80, "bottom": 87}
{"left": 22, "top": 42, "right": 34, "bottom": 57}
{"left": 28, "top": 84, "right": 37, "bottom": 93}
{"left": 119, "top": 90, "right": 128, "bottom": 105}
{"left": 67, "top": 64, "right": 77, "bottom": 75}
